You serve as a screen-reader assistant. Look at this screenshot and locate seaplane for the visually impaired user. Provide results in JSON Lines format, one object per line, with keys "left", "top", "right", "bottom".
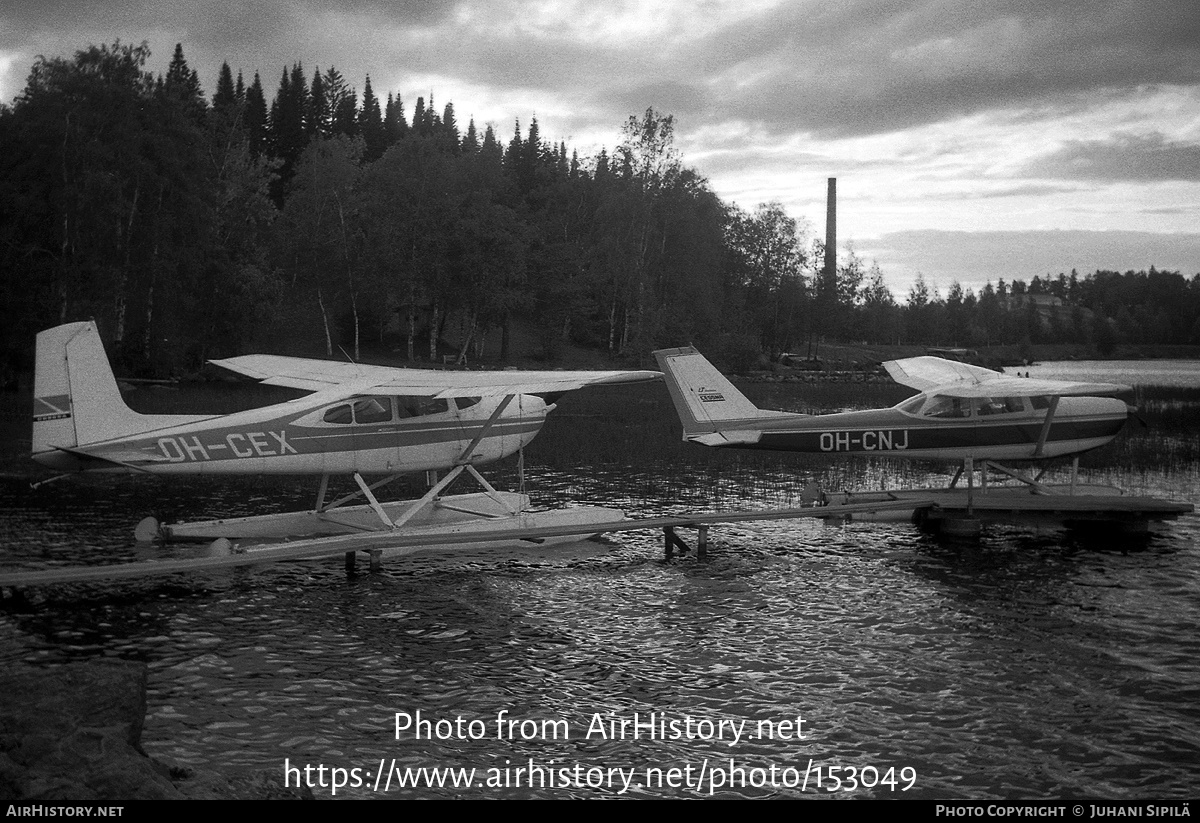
{"left": 652, "top": 346, "right": 1190, "bottom": 533}
{"left": 31, "top": 320, "right": 661, "bottom": 555}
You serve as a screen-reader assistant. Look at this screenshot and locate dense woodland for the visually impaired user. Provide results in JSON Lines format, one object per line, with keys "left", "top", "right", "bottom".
{"left": 3, "top": 42, "right": 1199, "bottom": 379}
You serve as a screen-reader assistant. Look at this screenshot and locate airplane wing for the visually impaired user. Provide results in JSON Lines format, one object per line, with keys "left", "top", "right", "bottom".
{"left": 883, "top": 356, "right": 1000, "bottom": 391}
{"left": 924, "top": 376, "right": 1132, "bottom": 399}
{"left": 210, "top": 354, "right": 661, "bottom": 398}
{"left": 885, "top": 356, "right": 1129, "bottom": 398}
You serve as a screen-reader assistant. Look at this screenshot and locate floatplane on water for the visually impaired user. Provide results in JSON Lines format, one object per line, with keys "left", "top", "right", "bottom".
{"left": 653, "top": 346, "right": 1193, "bottom": 533}
{"left": 31, "top": 321, "right": 661, "bottom": 556}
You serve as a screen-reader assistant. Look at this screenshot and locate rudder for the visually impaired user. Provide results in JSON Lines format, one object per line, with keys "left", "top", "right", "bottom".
{"left": 652, "top": 346, "right": 764, "bottom": 437}
{"left": 33, "top": 321, "right": 146, "bottom": 456}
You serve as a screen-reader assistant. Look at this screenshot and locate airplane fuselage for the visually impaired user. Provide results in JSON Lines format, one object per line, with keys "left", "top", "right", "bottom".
{"left": 687, "top": 394, "right": 1129, "bottom": 461}
{"left": 33, "top": 393, "right": 549, "bottom": 475}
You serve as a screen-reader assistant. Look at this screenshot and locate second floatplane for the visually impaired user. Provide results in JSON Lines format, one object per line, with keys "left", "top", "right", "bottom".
{"left": 653, "top": 346, "right": 1193, "bottom": 534}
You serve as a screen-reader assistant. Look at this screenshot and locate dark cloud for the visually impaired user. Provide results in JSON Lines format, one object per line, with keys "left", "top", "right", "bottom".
{"left": 0, "top": 0, "right": 460, "bottom": 103}
{"left": 1022, "top": 133, "right": 1200, "bottom": 182}
{"left": 606, "top": 80, "right": 711, "bottom": 122}
{"left": 4, "top": 0, "right": 1198, "bottom": 139}
{"left": 677, "top": 0, "right": 1200, "bottom": 137}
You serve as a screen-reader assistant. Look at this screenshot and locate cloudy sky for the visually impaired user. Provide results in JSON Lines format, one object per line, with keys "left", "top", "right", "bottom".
{"left": 3, "top": 0, "right": 1199, "bottom": 298}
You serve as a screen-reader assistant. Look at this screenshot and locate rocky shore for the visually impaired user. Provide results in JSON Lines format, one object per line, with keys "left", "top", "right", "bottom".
{"left": 0, "top": 659, "right": 310, "bottom": 801}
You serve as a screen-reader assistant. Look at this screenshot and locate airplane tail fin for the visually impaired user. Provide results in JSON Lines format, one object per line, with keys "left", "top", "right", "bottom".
{"left": 652, "top": 346, "right": 769, "bottom": 440}
{"left": 33, "top": 321, "right": 151, "bottom": 456}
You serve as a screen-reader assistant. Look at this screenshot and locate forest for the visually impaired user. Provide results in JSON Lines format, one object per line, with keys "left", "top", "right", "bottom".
{"left": 3, "top": 42, "right": 1199, "bottom": 380}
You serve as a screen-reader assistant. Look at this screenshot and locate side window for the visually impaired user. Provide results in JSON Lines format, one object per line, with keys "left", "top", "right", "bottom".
{"left": 1030, "top": 395, "right": 1051, "bottom": 410}
{"left": 976, "top": 397, "right": 1027, "bottom": 416}
{"left": 455, "top": 396, "right": 482, "bottom": 411}
{"left": 396, "top": 397, "right": 450, "bottom": 418}
{"left": 353, "top": 396, "right": 393, "bottom": 424}
{"left": 323, "top": 403, "right": 353, "bottom": 424}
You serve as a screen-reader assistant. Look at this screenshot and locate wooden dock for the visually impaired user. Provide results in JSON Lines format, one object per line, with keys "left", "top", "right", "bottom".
{"left": 0, "top": 499, "right": 924, "bottom": 588}
{"left": 1, "top": 488, "right": 1192, "bottom": 589}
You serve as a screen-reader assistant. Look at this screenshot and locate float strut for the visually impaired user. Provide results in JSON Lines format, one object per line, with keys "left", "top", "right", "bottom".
{"left": 697, "top": 525, "right": 709, "bottom": 559}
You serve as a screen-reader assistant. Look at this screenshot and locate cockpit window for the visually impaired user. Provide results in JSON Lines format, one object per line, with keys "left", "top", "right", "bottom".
{"left": 323, "top": 403, "right": 353, "bottom": 424}
{"left": 353, "top": 396, "right": 393, "bottom": 424}
{"left": 322, "top": 397, "right": 394, "bottom": 424}
{"left": 455, "top": 396, "right": 481, "bottom": 411}
{"left": 921, "top": 395, "right": 970, "bottom": 418}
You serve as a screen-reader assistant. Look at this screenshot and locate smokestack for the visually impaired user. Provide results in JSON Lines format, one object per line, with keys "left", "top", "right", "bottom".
{"left": 824, "top": 177, "right": 836, "bottom": 289}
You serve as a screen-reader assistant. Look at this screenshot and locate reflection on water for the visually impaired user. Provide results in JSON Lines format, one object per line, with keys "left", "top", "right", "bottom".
{"left": 0, "top": 369, "right": 1198, "bottom": 798}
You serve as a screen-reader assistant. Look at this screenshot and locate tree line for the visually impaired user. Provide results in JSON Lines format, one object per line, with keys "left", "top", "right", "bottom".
{"left": 2, "top": 42, "right": 1197, "bottom": 380}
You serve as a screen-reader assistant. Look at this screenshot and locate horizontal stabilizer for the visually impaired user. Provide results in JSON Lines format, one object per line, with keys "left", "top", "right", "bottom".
{"left": 46, "top": 445, "right": 155, "bottom": 473}
{"left": 689, "top": 430, "right": 764, "bottom": 446}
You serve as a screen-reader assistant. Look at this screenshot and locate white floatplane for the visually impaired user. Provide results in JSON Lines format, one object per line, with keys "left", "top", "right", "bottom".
{"left": 651, "top": 347, "right": 1193, "bottom": 532}
{"left": 653, "top": 346, "right": 1130, "bottom": 463}
{"left": 32, "top": 321, "right": 661, "bottom": 552}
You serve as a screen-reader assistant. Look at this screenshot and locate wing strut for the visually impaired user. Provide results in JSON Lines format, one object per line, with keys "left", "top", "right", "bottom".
{"left": 457, "top": 394, "right": 513, "bottom": 464}
{"left": 1033, "top": 396, "right": 1060, "bottom": 458}
{"left": 295, "top": 393, "right": 525, "bottom": 533}
{"left": 389, "top": 393, "right": 522, "bottom": 531}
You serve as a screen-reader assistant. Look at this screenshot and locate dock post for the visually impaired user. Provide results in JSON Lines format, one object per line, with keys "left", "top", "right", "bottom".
{"left": 697, "top": 525, "right": 709, "bottom": 559}
{"left": 345, "top": 551, "right": 356, "bottom": 574}
{"left": 965, "top": 457, "right": 975, "bottom": 515}
{"left": 369, "top": 549, "right": 383, "bottom": 573}
{"left": 663, "top": 527, "right": 690, "bottom": 559}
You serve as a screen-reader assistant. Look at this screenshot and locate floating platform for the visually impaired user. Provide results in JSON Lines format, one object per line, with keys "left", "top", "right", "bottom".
{"left": 823, "top": 484, "right": 1194, "bottom": 532}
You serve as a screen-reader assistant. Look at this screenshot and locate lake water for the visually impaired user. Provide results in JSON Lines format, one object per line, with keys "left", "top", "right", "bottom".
{"left": 1, "top": 361, "right": 1198, "bottom": 799}
{"left": 1022, "top": 359, "right": 1200, "bottom": 389}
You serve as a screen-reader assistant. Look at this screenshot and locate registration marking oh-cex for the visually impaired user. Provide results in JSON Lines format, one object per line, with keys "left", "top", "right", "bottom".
{"left": 157, "top": 430, "right": 300, "bottom": 462}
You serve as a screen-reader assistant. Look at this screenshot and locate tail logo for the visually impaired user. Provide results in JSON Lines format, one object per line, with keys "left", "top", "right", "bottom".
{"left": 697, "top": 386, "right": 725, "bottom": 403}
{"left": 34, "top": 394, "right": 72, "bottom": 422}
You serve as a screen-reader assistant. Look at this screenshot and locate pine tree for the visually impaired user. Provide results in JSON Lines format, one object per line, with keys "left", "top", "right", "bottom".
{"left": 213, "top": 62, "right": 236, "bottom": 113}
{"left": 163, "top": 43, "right": 206, "bottom": 121}
{"left": 440, "top": 101, "right": 459, "bottom": 153}
{"left": 384, "top": 93, "right": 408, "bottom": 144}
{"left": 481, "top": 124, "right": 502, "bottom": 165}
{"left": 412, "top": 96, "right": 426, "bottom": 135}
{"left": 322, "top": 67, "right": 355, "bottom": 137}
{"left": 359, "top": 75, "right": 385, "bottom": 159}
{"left": 268, "top": 63, "right": 309, "bottom": 196}
{"left": 244, "top": 72, "right": 268, "bottom": 156}
{"left": 462, "top": 118, "right": 479, "bottom": 153}
{"left": 505, "top": 119, "right": 522, "bottom": 170}
{"left": 307, "top": 68, "right": 328, "bottom": 139}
